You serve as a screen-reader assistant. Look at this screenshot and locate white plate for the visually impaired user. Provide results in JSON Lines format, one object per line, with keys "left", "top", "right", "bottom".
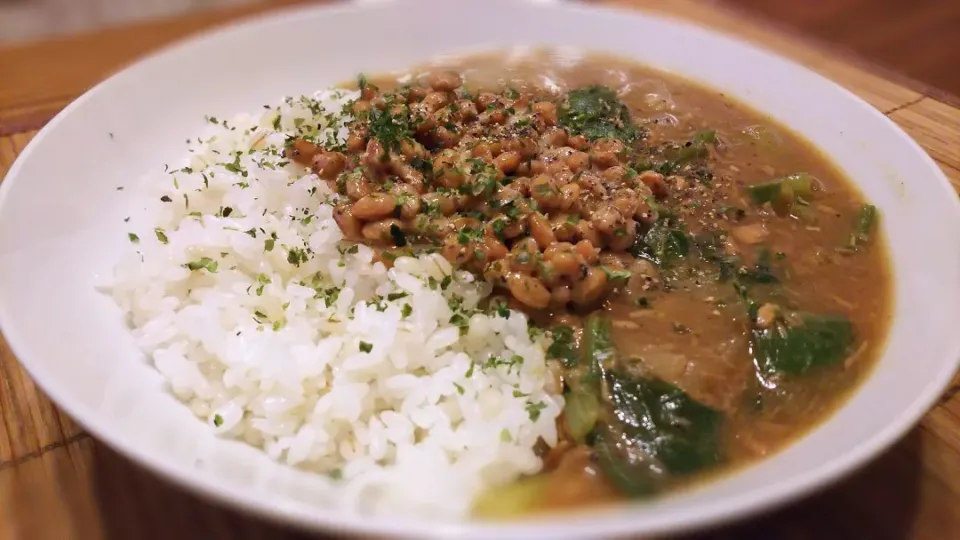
{"left": 1, "top": 0, "right": 959, "bottom": 538}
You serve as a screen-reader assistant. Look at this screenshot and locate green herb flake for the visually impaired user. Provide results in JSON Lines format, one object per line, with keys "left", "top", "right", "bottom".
{"left": 287, "top": 247, "right": 308, "bottom": 266}
{"left": 601, "top": 267, "right": 632, "bottom": 282}
{"left": 368, "top": 104, "right": 412, "bottom": 153}
{"left": 359, "top": 341, "right": 373, "bottom": 353}
{"left": 184, "top": 256, "right": 218, "bottom": 273}
{"left": 525, "top": 400, "right": 547, "bottom": 422}
{"left": 255, "top": 273, "right": 271, "bottom": 296}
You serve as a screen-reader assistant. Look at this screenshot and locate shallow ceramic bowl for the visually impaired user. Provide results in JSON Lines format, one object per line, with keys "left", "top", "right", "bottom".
{"left": 1, "top": 0, "right": 959, "bottom": 538}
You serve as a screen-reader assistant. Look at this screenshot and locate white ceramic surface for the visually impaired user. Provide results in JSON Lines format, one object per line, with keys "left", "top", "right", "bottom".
{"left": 1, "top": 0, "right": 959, "bottom": 538}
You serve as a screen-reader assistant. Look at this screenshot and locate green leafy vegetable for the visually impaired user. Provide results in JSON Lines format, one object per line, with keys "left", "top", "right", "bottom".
{"left": 564, "top": 390, "right": 599, "bottom": 443}
{"left": 584, "top": 314, "right": 617, "bottom": 381}
{"left": 733, "top": 281, "right": 759, "bottom": 322}
{"left": 674, "top": 129, "right": 717, "bottom": 163}
{"left": 473, "top": 474, "right": 551, "bottom": 519}
{"left": 646, "top": 130, "right": 717, "bottom": 174}
{"left": 847, "top": 203, "right": 877, "bottom": 250}
{"left": 745, "top": 173, "right": 813, "bottom": 212}
{"left": 579, "top": 314, "right": 725, "bottom": 497}
{"left": 752, "top": 313, "right": 854, "bottom": 376}
{"left": 693, "top": 231, "right": 739, "bottom": 282}
{"left": 607, "top": 373, "right": 723, "bottom": 475}
{"left": 737, "top": 248, "right": 779, "bottom": 284}
{"left": 593, "top": 373, "right": 723, "bottom": 498}
{"left": 558, "top": 86, "right": 640, "bottom": 142}
{"left": 547, "top": 325, "right": 578, "bottom": 368}
{"left": 593, "top": 434, "right": 659, "bottom": 497}
{"left": 642, "top": 223, "right": 690, "bottom": 265}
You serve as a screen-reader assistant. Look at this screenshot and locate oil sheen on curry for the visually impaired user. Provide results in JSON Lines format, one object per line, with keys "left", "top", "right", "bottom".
{"left": 285, "top": 51, "right": 892, "bottom": 516}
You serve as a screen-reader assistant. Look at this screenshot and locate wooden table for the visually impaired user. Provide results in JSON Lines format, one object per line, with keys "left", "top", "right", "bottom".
{"left": 2, "top": 1, "right": 960, "bottom": 538}
{"left": 723, "top": 0, "right": 960, "bottom": 101}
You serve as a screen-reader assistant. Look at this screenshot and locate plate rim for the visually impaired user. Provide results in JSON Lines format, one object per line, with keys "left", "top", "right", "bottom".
{"left": 1, "top": 1, "right": 959, "bottom": 538}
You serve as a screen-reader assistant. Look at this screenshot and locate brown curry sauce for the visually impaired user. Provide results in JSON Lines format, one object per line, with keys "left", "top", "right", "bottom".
{"left": 286, "top": 51, "right": 891, "bottom": 515}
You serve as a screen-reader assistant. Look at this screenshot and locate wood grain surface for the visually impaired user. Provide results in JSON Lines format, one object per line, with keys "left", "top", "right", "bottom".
{"left": 724, "top": 0, "right": 960, "bottom": 104}
{"left": 1, "top": 1, "right": 959, "bottom": 539}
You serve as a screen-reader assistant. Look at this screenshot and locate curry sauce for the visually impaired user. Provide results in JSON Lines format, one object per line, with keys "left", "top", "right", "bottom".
{"left": 285, "top": 50, "right": 891, "bottom": 515}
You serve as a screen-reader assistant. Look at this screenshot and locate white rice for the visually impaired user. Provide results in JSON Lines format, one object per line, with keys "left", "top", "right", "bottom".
{"left": 110, "top": 89, "right": 563, "bottom": 518}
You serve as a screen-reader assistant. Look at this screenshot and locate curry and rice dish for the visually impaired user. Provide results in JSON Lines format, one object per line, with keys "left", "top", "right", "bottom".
{"left": 112, "top": 51, "right": 890, "bottom": 518}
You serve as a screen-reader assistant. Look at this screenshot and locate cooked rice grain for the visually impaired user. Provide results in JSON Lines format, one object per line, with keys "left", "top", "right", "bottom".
{"left": 110, "top": 90, "right": 562, "bottom": 518}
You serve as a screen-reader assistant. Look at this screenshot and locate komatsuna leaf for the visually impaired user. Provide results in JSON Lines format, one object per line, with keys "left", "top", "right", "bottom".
{"left": 752, "top": 313, "right": 854, "bottom": 376}
{"left": 606, "top": 373, "right": 723, "bottom": 475}
{"left": 559, "top": 86, "right": 641, "bottom": 142}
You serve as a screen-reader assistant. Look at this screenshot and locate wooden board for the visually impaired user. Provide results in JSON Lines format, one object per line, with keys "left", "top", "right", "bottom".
{"left": 1, "top": 0, "right": 959, "bottom": 538}
{"left": 720, "top": 0, "right": 960, "bottom": 103}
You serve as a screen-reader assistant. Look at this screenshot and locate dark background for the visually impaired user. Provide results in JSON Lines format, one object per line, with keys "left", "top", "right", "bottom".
{"left": 1, "top": 0, "right": 958, "bottom": 97}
